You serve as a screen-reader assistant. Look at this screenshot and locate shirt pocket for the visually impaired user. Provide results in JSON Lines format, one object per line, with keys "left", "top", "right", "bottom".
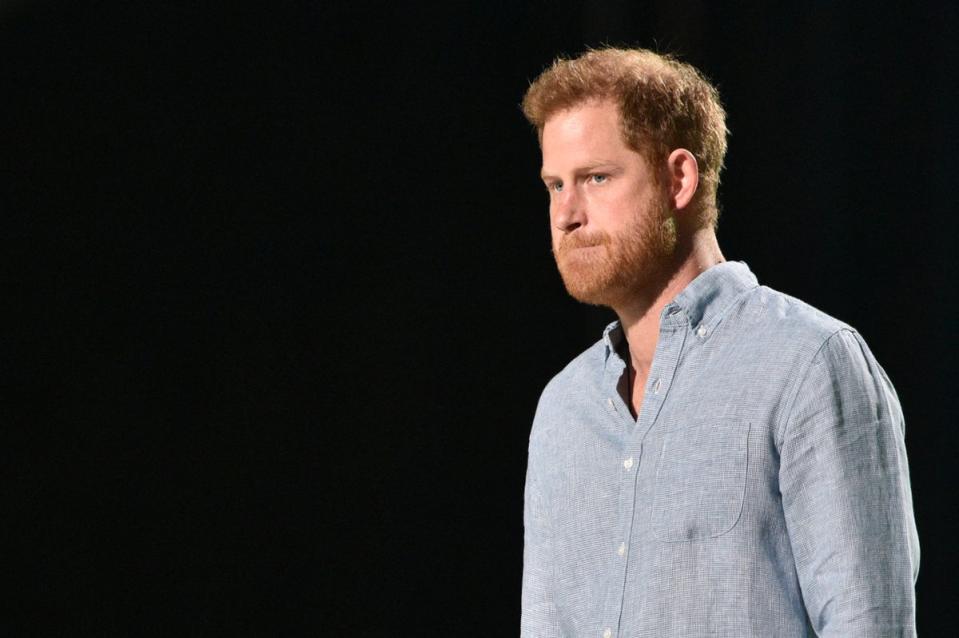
{"left": 649, "top": 419, "right": 750, "bottom": 542}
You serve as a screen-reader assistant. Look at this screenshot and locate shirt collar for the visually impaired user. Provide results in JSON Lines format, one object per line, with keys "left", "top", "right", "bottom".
{"left": 603, "top": 261, "right": 759, "bottom": 361}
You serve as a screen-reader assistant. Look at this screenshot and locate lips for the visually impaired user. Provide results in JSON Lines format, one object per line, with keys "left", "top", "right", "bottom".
{"left": 561, "top": 241, "right": 605, "bottom": 253}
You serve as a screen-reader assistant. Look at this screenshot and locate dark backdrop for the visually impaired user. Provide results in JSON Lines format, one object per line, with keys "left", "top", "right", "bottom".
{"left": 5, "top": 1, "right": 956, "bottom": 634}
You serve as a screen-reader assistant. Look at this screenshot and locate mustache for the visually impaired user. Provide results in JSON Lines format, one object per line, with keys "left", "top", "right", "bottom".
{"left": 556, "top": 231, "right": 610, "bottom": 253}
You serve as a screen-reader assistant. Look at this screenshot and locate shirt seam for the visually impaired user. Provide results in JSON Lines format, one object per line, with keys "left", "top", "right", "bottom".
{"left": 774, "top": 327, "right": 854, "bottom": 448}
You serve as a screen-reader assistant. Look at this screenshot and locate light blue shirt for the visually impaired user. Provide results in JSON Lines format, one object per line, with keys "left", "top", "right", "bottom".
{"left": 522, "top": 261, "right": 919, "bottom": 637}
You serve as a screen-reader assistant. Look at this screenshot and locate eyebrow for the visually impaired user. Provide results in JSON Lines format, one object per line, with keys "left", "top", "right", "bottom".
{"left": 540, "top": 161, "right": 621, "bottom": 181}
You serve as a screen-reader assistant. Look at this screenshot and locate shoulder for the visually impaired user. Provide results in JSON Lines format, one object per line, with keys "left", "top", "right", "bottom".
{"left": 749, "top": 285, "right": 891, "bottom": 377}
{"left": 745, "top": 287, "right": 903, "bottom": 438}
{"left": 731, "top": 285, "right": 896, "bottom": 425}
{"left": 721, "top": 284, "right": 877, "bottom": 379}
{"left": 529, "top": 337, "right": 606, "bottom": 444}
{"left": 745, "top": 284, "right": 854, "bottom": 348}
{"left": 539, "top": 338, "right": 606, "bottom": 403}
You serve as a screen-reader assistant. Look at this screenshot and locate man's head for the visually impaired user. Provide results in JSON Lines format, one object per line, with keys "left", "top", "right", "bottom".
{"left": 523, "top": 48, "right": 727, "bottom": 308}
{"left": 522, "top": 47, "right": 728, "bottom": 229}
{"left": 538, "top": 99, "right": 679, "bottom": 308}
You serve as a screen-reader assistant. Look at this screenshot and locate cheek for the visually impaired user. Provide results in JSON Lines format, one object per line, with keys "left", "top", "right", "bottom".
{"left": 585, "top": 189, "right": 626, "bottom": 223}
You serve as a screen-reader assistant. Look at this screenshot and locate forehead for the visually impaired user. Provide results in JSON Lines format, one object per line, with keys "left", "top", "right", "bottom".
{"left": 541, "top": 99, "right": 632, "bottom": 165}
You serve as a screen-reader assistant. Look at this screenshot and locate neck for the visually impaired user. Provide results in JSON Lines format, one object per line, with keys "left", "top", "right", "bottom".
{"left": 614, "top": 227, "right": 724, "bottom": 378}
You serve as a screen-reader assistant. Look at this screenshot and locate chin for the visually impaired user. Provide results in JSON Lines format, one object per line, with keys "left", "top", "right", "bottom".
{"left": 559, "top": 259, "right": 665, "bottom": 308}
{"left": 569, "top": 286, "right": 630, "bottom": 308}
{"left": 560, "top": 274, "right": 623, "bottom": 307}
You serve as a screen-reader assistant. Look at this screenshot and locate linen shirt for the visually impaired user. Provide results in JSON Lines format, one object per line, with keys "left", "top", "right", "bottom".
{"left": 521, "top": 261, "right": 919, "bottom": 637}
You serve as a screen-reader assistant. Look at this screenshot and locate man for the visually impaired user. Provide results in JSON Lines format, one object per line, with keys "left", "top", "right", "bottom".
{"left": 520, "top": 48, "right": 919, "bottom": 637}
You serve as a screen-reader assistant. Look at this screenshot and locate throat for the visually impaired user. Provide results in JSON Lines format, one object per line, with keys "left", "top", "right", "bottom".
{"left": 620, "top": 359, "right": 649, "bottom": 420}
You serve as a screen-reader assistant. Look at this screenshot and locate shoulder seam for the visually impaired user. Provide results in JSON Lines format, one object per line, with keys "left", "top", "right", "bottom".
{"left": 774, "top": 327, "right": 857, "bottom": 448}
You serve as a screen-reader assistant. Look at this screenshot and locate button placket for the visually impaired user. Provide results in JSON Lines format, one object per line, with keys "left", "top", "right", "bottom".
{"left": 604, "top": 311, "right": 686, "bottom": 635}
{"left": 606, "top": 440, "right": 642, "bottom": 638}
{"left": 606, "top": 319, "right": 685, "bottom": 629}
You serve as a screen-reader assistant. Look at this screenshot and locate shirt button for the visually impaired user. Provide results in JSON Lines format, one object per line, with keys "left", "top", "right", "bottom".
{"left": 697, "top": 325, "right": 708, "bottom": 338}
{"left": 603, "top": 629, "right": 612, "bottom": 638}
{"left": 617, "top": 542, "right": 626, "bottom": 556}
{"left": 652, "top": 378, "right": 661, "bottom": 394}
{"left": 623, "top": 457, "right": 633, "bottom": 470}
{"left": 607, "top": 397, "right": 614, "bottom": 408}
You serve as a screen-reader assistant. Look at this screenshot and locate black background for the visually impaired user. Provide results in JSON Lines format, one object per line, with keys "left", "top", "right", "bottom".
{"left": 4, "top": 1, "right": 956, "bottom": 634}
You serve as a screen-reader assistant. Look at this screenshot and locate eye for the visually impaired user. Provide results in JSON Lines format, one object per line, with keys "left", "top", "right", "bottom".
{"left": 589, "top": 174, "right": 608, "bottom": 184}
{"left": 547, "top": 181, "right": 563, "bottom": 193}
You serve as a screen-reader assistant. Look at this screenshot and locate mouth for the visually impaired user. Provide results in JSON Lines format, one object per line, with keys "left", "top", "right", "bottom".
{"left": 563, "top": 243, "right": 604, "bottom": 253}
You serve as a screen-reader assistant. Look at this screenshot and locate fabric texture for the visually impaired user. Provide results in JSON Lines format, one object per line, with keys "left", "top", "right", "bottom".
{"left": 521, "top": 261, "right": 919, "bottom": 638}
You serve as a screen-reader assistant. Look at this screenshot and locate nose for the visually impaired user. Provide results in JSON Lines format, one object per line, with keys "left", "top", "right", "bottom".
{"left": 552, "top": 186, "right": 585, "bottom": 234}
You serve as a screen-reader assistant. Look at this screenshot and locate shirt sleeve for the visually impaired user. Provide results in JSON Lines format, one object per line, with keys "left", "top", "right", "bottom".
{"left": 521, "top": 404, "right": 560, "bottom": 637}
{"left": 778, "top": 328, "right": 920, "bottom": 637}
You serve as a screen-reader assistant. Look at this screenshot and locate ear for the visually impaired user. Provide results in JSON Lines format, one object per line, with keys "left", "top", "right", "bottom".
{"left": 666, "top": 148, "right": 699, "bottom": 211}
